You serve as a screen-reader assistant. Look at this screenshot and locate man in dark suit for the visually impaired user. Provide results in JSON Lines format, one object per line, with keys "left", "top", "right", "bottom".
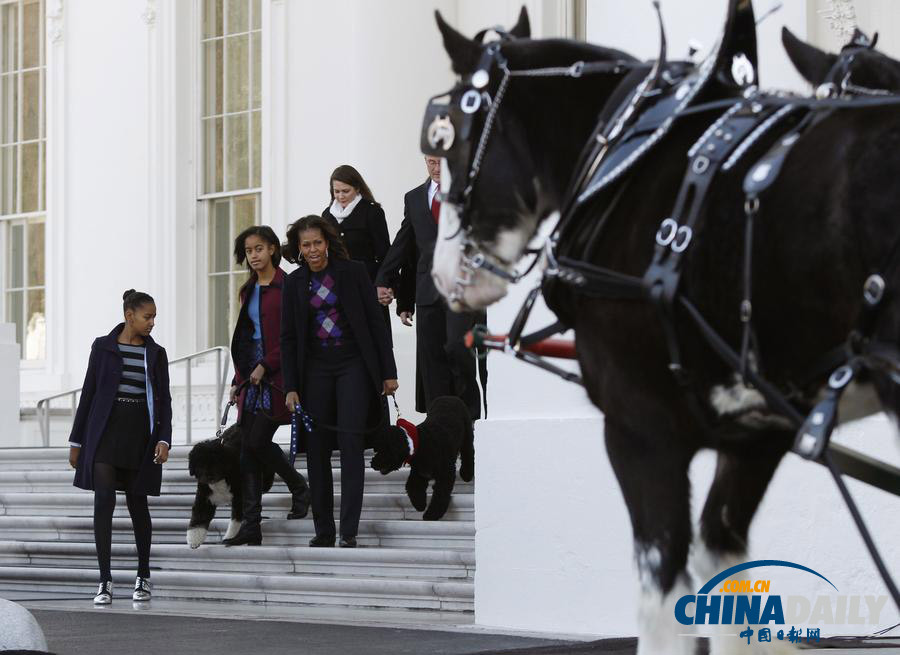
{"left": 376, "top": 156, "right": 486, "bottom": 420}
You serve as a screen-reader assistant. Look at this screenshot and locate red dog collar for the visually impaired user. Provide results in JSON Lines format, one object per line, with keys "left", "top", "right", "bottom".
{"left": 397, "top": 418, "right": 419, "bottom": 465}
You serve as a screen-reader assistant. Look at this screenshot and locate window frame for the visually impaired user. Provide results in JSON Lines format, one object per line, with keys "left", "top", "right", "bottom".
{"left": 196, "top": 0, "right": 262, "bottom": 349}
{"left": 1, "top": 0, "right": 46, "bottom": 363}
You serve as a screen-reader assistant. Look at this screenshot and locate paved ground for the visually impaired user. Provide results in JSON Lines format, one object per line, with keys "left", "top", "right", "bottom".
{"left": 8, "top": 593, "right": 899, "bottom": 655}
{"left": 31, "top": 609, "right": 573, "bottom": 655}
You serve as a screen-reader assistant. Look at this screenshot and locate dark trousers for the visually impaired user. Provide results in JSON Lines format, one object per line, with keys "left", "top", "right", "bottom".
{"left": 416, "top": 303, "right": 485, "bottom": 419}
{"left": 303, "top": 347, "right": 371, "bottom": 539}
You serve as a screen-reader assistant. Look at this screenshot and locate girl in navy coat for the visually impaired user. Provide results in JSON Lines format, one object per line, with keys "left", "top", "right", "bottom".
{"left": 281, "top": 216, "right": 398, "bottom": 548}
{"left": 68, "top": 290, "right": 172, "bottom": 605}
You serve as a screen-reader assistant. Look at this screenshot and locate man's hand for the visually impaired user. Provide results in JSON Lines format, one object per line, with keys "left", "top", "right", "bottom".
{"left": 69, "top": 446, "right": 80, "bottom": 469}
{"left": 154, "top": 442, "right": 170, "bottom": 465}
{"left": 382, "top": 379, "right": 399, "bottom": 396}
{"left": 400, "top": 311, "right": 413, "bottom": 327}
{"left": 286, "top": 391, "right": 300, "bottom": 413}
{"left": 377, "top": 286, "right": 394, "bottom": 306}
{"left": 250, "top": 364, "right": 265, "bottom": 385}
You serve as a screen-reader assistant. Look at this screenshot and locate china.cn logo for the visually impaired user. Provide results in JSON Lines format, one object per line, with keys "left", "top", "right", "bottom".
{"left": 674, "top": 560, "right": 836, "bottom": 626}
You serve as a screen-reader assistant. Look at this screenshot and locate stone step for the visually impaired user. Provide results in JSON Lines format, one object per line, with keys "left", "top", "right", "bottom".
{"left": 0, "top": 446, "right": 356, "bottom": 471}
{"left": 0, "top": 566, "right": 473, "bottom": 612}
{"left": 0, "top": 491, "right": 474, "bottom": 521}
{"left": 0, "top": 468, "right": 474, "bottom": 495}
{"left": 0, "top": 541, "right": 475, "bottom": 580}
{"left": 0, "top": 516, "right": 475, "bottom": 549}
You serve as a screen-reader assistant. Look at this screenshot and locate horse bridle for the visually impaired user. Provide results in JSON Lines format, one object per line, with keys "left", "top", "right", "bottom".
{"left": 419, "top": 34, "right": 635, "bottom": 307}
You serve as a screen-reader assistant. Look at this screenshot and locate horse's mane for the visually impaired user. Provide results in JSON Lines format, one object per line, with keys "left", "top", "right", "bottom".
{"left": 501, "top": 38, "right": 638, "bottom": 72}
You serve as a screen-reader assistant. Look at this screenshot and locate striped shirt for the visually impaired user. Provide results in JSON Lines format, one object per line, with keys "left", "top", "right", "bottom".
{"left": 117, "top": 343, "right": 147, "bottom": 399}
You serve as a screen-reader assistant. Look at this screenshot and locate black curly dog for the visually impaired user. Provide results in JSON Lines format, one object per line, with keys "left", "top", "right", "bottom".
{"left": 370, "top": 396, "right": 474, "bottom": 520}
{"left": 185, "top": 424, "right": 275, "bottom": 548}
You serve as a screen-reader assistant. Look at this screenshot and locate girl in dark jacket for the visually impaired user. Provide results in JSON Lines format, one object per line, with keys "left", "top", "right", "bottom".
{"left": 68, "top": 290, "right": 172, "bottom": 605}
{"left": 223, "top": 226, "right": 311, "bottom": 547}
{"left": 281, "top": 216, "right": 398, "bottom": 548}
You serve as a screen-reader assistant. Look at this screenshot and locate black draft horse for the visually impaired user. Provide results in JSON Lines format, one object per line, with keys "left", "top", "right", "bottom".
{"left": 427, "top": 5, "right": 900, "bottom": 654}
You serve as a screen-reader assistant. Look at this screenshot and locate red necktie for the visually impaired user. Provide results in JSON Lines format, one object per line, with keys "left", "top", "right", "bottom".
{"left": 431, "top": 189, "right": 441, "bottom": 223}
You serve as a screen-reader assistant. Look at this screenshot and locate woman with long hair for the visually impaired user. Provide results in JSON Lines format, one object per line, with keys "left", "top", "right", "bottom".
{"left": 322, "top": 165, "right": 390, "bottom": 284}
{"left": 222, "top": 225, "right": 311, "bottom": 547}
{"left": 281, "top": 216, "right": 398, "bottom": 548}
{"left": 68, "top": 290, "right": 172, "bottom": 604}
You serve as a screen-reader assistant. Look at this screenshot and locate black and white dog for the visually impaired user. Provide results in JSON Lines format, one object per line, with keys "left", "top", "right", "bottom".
{"left": 186, "top": 424, "right": 275, "bottom": 548}
{"left": 370, "top": 396, "right": 474, "bottom": 520}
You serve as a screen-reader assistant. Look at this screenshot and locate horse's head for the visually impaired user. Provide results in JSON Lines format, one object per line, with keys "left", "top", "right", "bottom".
{"left": 782, "top": 26, "right": 900, "bottom": 95}
{"left": 424, "top": 9, "right": 636, "bottom": 311}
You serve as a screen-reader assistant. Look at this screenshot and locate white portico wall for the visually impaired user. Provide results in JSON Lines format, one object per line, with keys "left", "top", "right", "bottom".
{"left": 0, "top": 325, "right": 20, "bottom": 445}
{"left": 472, "top": 0, "right": 900, "bottom": 639}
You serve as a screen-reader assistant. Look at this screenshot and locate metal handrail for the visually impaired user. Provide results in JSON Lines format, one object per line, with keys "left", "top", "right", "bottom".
{"left": 35, "top": 346, "right": 231, "bottom": 447}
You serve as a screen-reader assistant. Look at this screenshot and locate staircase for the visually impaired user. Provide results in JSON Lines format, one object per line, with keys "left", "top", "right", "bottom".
{"left": 0, "top": 446, "right": 474, "bottom": 615}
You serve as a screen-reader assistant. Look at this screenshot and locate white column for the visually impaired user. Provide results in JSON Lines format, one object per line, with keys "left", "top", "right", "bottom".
{"left": 0, "top": 324, "right": 21, "bottom": 446}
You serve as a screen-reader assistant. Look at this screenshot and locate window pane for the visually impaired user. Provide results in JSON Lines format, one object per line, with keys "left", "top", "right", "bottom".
{"left": 22, "top": 0, "right": 41, "bottom": 70}
{"left": 1, "top": 4, "right": 18, "bottom": 74}
{"left": 209, "top": 274, "right": 229, "bottom": 346}
{"left": 251, "top": 111, "right": 260, "bottom": 188}
{"left": 27, "top": 220, "right": 44, "bottom": 285}
{"left": 203, "top": 0, "right": 223, "bottom": 39}
{"left": 251, "top": 32, "right": 260, "bottom": 109}
{"left": 251, "top": 0, "right": 260, "bottom": 30}
{"left": 7, "top": 289, "right": 23, "bottom": 355}
{"left": 224, "top": 34, "right": 249, "bottom": 113}
{"left": 225, "top": 0, "right": 248, "bottom": 35}
{"left": 1, "top": 144, "right": 17, "bottom": 214}
{"left": 22, "top": 70, "right": 40, "bottom": 140}
{"left": 203, "top": 117, "right": 223, "bottom": 193}
{"left": 21, "top": 141, "right": 38, "bottom": 212}
{"left": 39, "top": 139, "right": 44, "bottom": 210}
{"left": 231, "top": 196, "right": 255, "bottom": 271}
{"left": 210, "top": 200, "right": 230, "bottom": 273}
{"left": 24, "top": 287, "right": 45, "bottom": 360}
{"left": 1, "top": 73, "right": 17, "bottom": 143}
{"left": 224, "top": 113, "right": 249, "bottom": 191}
{"left": 203, "top": 40, "right": 223, "bottom": 117}
{"left": 229, "top": 272, "right": 246, "bottom": 327}
{"left": 9, "top": 222, "right": 24, "bottom": 287}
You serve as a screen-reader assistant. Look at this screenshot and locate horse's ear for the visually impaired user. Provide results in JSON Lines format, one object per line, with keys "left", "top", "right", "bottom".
{"left": 509, "top": 6, "right": 530, "bottom": 39}
{"left": 435, "top": 10, "right": 481, "bottom": 74}
{"left": 782, "top": 26, "right": 838, "bottom": 85}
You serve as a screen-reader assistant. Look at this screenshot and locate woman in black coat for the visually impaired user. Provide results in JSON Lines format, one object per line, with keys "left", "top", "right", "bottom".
{"left": 322, "top": 165, "right": 390, "bottom": 284}
{"left": 68, "top": 290, "right": 172, "bottom": 605}
{"left": 281, "top": 215, "right": 398, "bottom": 548}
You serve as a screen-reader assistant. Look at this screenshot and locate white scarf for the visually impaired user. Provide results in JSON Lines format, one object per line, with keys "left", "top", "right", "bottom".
{"left": 329, "top": 194, "right": 363, "bottom": 223}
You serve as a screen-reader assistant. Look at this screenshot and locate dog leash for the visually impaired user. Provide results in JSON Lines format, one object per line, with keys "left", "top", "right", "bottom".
{"left": 225, "top": 378, "right": 402, "bottom": 464}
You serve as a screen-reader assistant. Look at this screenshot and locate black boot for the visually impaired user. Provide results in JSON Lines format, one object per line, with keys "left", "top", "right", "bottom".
{"left": 268, "top": 444, "right": 311, "bottom": 520}
{"left": 223, "top": 464, "right": 263, "bottom": 546}
{"left": 285, "top": 468, "right": 311, "bottom": 520}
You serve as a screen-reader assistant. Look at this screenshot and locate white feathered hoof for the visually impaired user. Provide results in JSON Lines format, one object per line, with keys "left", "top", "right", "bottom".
{"left": 186, "top": 526, "right": 208, "bottom": 549}
{"left": 0, "top": 598, "right": 49, "bottom": 651}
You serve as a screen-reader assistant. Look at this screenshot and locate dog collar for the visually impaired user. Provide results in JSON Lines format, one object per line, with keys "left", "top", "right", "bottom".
{"left": 397, "top": 418, "right": 419, "bottom": 464}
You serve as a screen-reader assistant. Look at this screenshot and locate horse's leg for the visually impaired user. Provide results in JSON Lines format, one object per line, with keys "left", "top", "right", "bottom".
{"left": 604, "top": 418, "right": 697, "bottom": 655}
{"left": 694, "top": 434, "right": 793, "bottom": 655}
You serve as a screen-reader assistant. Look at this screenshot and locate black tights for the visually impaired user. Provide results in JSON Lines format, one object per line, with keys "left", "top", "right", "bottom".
{"left": 93, "top": 462, "right": 151, "bottom": 583}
